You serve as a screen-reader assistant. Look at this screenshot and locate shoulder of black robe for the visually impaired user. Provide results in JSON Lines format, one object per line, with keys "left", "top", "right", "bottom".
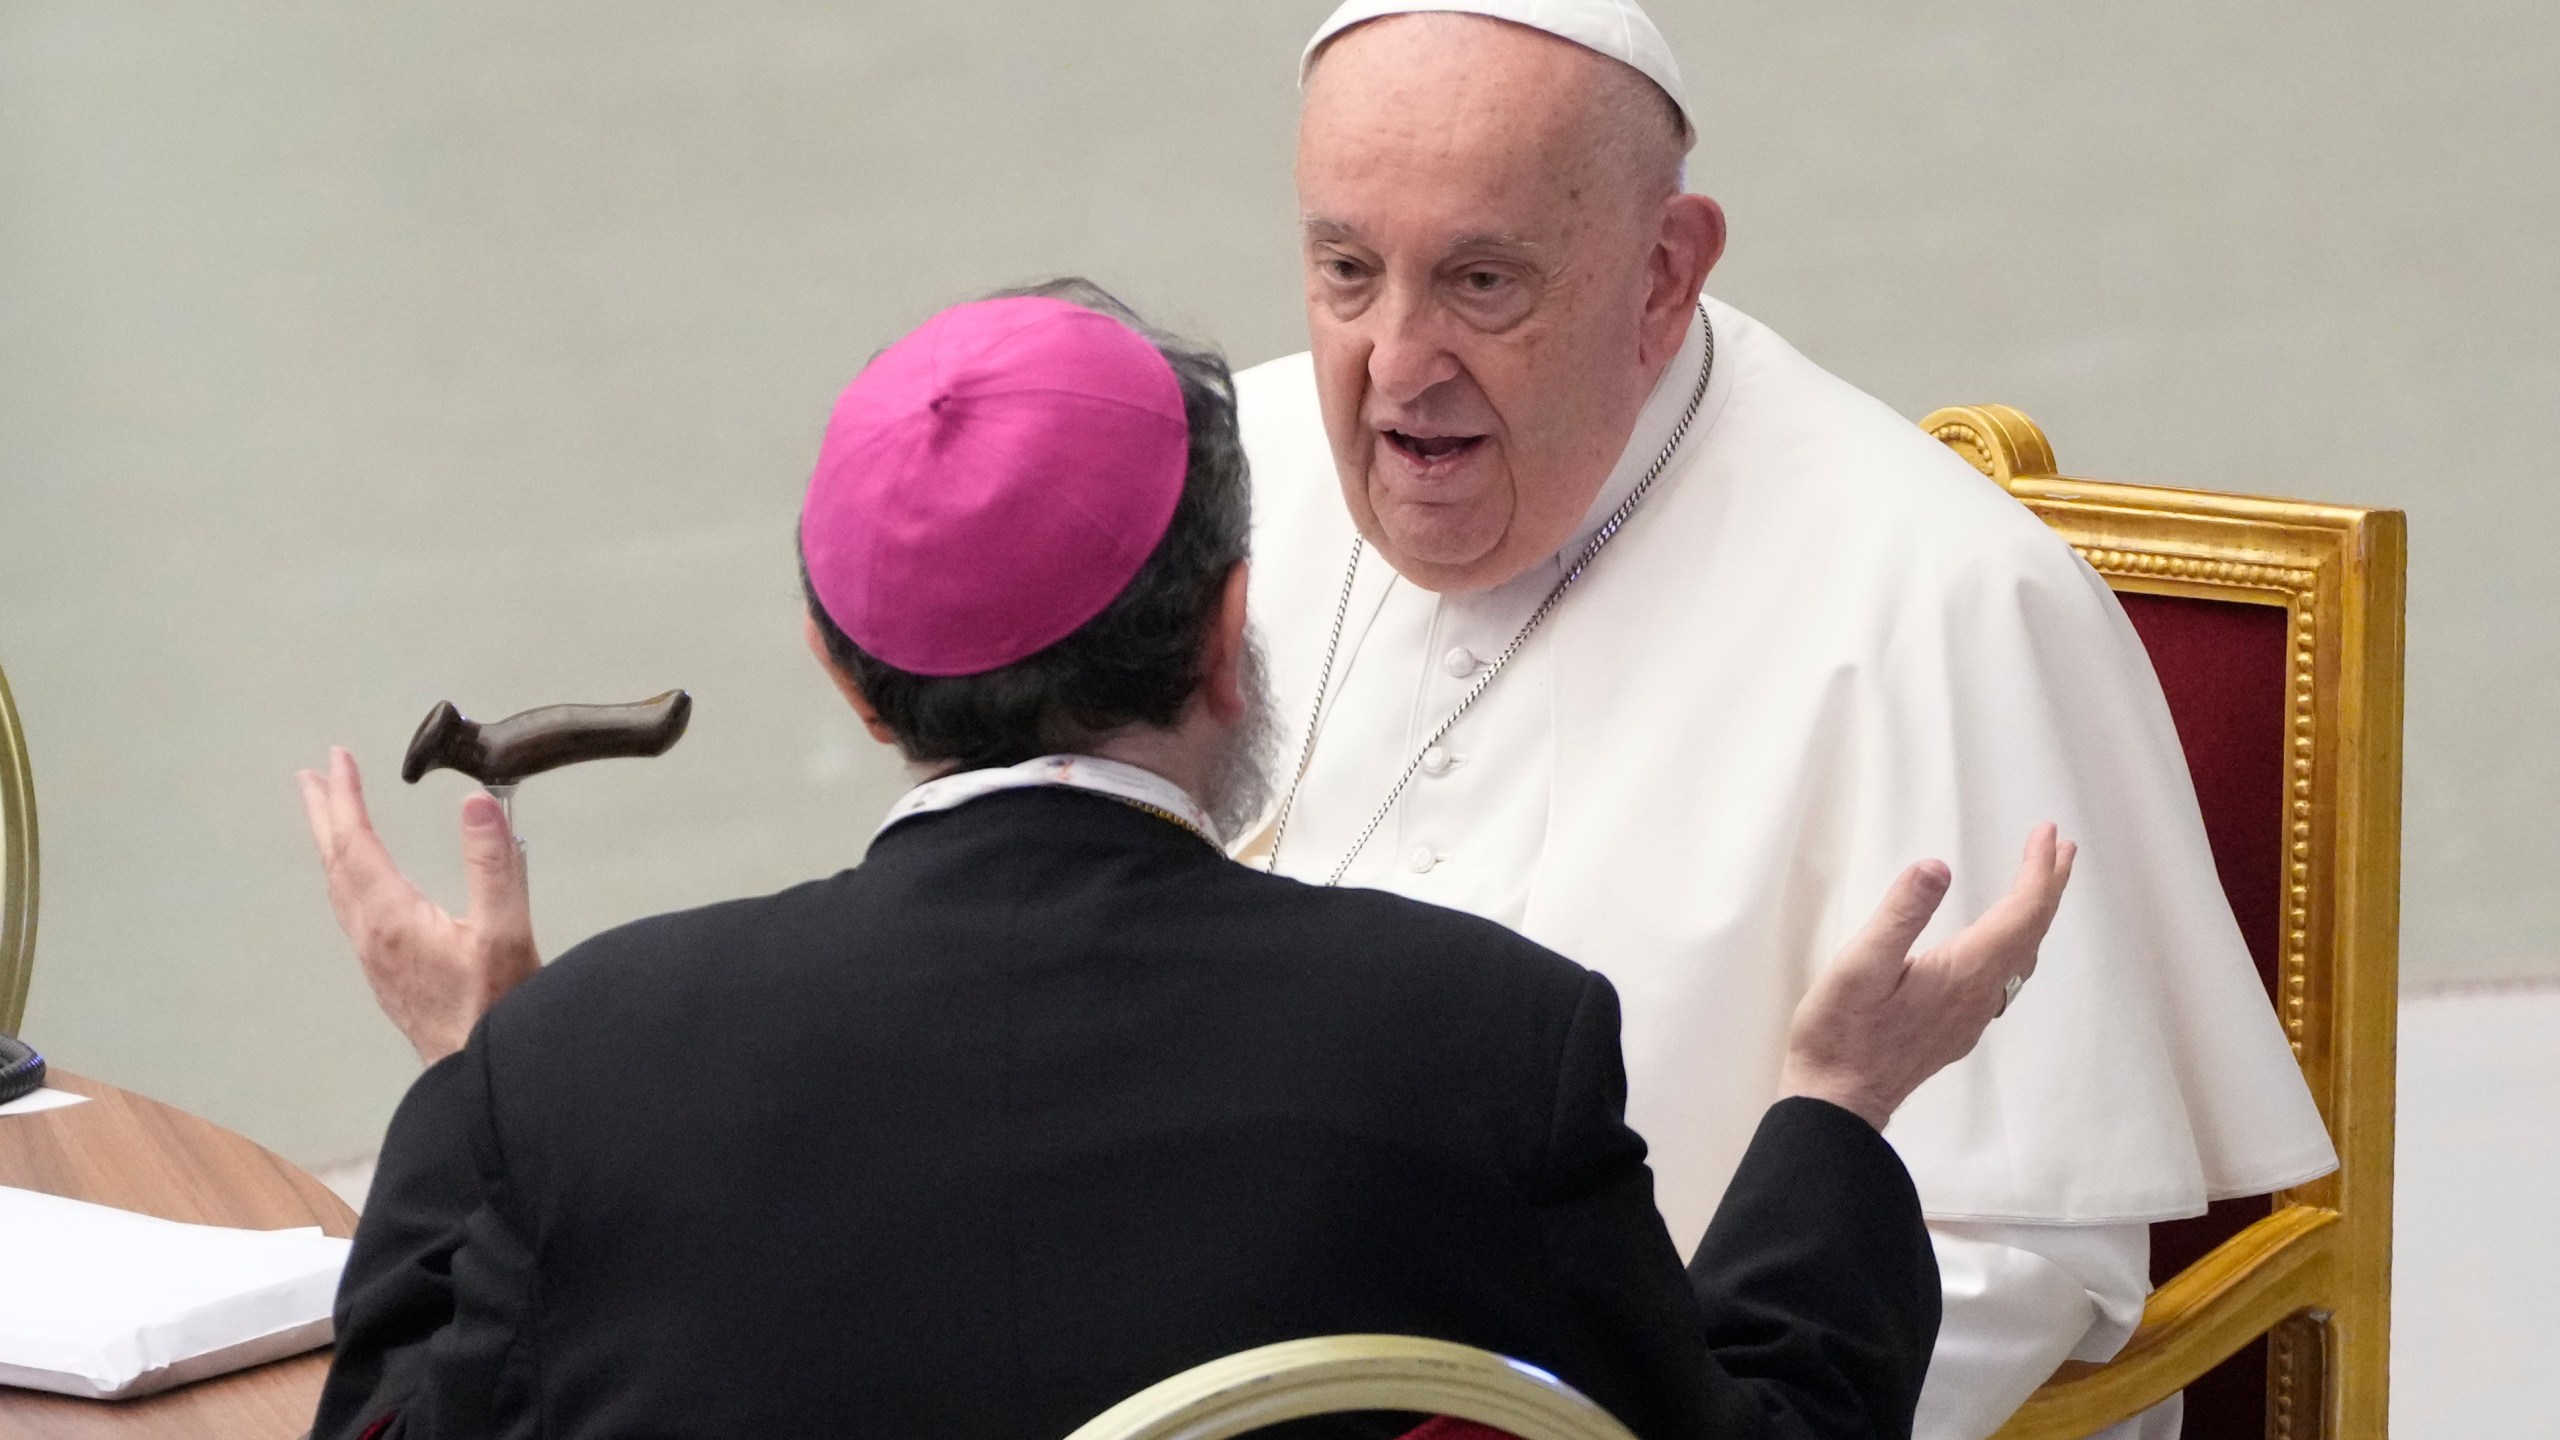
{"left": 312, "top": 789, "right": 1938, "bottom": 1440}
{"left": 313, "top": 797, "right": 1585, "bottom": 1438}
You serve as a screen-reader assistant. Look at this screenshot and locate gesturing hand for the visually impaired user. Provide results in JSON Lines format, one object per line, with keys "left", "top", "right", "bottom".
{"left": 295, "top": 747, "right": 540, "bottom": 1066}
{"left": 1779, "top": 825, "right": 2077, "bottom": 1130}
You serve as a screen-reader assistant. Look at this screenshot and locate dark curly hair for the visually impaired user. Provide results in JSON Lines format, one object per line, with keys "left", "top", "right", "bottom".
{"left": 801, "top": 278, "right": 1251, "bottom": 771}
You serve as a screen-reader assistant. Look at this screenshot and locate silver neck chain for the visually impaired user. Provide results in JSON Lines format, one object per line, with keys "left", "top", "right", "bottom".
{"left": 1265, "top": 305, "right": 1715, "bottom": 885}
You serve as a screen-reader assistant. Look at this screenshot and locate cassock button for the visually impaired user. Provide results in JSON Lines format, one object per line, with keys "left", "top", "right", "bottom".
{"left": 1443, "top": 647, "right": 1479, "bottom": 678}
{"left": 1420, "top": 745, "right": 1453, "bottom": 776}
{"left": 1406, "top": 845, "right": 1438, "bottom": 874}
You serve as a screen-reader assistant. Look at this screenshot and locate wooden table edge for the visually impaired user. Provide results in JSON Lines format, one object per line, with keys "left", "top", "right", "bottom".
{"left": 0, "top": 1068, "right": 362, "bottom": 1438}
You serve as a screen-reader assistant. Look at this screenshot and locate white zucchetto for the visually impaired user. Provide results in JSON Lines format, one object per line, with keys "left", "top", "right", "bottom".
{"left": 1301, "top": 0, "right": 1696, "bottom": 145}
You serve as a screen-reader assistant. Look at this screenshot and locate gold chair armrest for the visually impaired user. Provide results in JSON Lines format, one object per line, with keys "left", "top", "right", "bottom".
{"left": 1992, "top": 1204, "right": 2341, "bottom": 1440}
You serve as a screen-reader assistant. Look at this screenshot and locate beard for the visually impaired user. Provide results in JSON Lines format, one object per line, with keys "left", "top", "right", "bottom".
{"left": 1199, "top": 625, "right": 1281, "bottom": 846}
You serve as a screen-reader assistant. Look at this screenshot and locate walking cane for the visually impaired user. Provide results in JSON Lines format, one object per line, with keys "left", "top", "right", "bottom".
{"left": 398, "top": 690, "right": 693, "bottom": 835}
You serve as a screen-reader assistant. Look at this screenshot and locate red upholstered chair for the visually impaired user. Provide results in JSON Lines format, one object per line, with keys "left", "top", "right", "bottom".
{"left": 1926, "top": 406, "right": 2404, "bottom": 1440}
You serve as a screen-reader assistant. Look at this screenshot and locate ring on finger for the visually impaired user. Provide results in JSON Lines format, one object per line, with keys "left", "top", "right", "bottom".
{"left": 1995, "top": 972, "right": 2026, "bottom": 1018}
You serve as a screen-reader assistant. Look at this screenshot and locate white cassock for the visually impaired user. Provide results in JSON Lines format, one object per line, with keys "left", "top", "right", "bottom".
{"left": 1234, "top": 298, "right": 2338, "bottom": 1440}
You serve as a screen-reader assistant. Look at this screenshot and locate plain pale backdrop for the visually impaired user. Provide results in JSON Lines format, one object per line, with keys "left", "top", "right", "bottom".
{"left": 1, "top": 2, "right": 2552, "bottom": 1187}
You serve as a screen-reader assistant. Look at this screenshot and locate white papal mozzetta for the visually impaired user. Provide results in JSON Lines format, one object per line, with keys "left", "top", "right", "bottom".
{"left": 1236, "top": 297, "right": 2337, "bottom": 1438}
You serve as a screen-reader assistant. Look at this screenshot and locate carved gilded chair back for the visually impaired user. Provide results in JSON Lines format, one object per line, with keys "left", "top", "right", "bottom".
{"left": 1926, "top": 407, "right": 2402, "bottom": 1440}
{"left": 0, "top": 660, "right": 34, "bottom": 1037}
{"left": 1060, "top": 1335, "right": 1637, "bottom": 1440}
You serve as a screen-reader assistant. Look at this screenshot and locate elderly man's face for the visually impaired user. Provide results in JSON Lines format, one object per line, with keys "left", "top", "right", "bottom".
{"left": 1296, "top": 16, "right": 1713, "bottom": 593}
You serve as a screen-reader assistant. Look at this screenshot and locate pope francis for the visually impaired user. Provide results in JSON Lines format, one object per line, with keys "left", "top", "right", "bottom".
{"left": 1237, "top": 3, "right": 2337, "bottom": 1438}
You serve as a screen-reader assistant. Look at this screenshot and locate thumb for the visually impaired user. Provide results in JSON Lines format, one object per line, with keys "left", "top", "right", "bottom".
{"left": 1836, "top": 860, "right": 1951, "bottom": 985}
{"left": 459, "top": 792, "right": 530, "bottom": 932}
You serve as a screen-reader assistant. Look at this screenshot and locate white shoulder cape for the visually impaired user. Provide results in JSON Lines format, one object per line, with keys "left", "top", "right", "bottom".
{"left": 1235, "top": 297, "right": 2337, "bottom": 1233}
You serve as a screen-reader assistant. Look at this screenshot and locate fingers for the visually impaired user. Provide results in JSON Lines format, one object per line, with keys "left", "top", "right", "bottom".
{"left": 2004, "top": 828, "right": 2077, "bottom": 974}
{"left": 458, "top": 791, "right": 531, "bottom": 936}
{"left": 2014, "top": 823, "right": 2056, "bottom": 896}
{"left": 326, "top": 746, "right": 374, "bottom": 841}
{"left": 300, "top": 749, "right": 420, "bottom": 915}
{"left": 1960, "top": 826, "right": 2071, "bottom": 939}
{"left": 1928, "top": 827, "right": 2077, "bottom": 1013}
{"left": 2011, "top": 824, "right": 2073, "bottom": 926}
{"left": 1963, "top": 826, "right": 2056, "bottom": 978}
{"left": 294, "top": 768, "right": 334, "bottom": 860}
{"left": 1835, "top": 859, "right": 1952, "bottom": 988}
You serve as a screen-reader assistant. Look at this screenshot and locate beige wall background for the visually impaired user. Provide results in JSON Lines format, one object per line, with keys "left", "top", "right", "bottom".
{"left": 0, "top": 0, "right": 2551, "bottom": 1170}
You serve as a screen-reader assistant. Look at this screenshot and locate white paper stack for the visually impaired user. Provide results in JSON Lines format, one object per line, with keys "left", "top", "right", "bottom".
{"left": 0, "top": 1185, "right": 353, "bottom": 1400}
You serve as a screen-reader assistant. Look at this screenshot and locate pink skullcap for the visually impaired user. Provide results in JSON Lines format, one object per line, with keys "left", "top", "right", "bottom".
{"left": 800, "top": 296, "right": 1190, "bottom": 676}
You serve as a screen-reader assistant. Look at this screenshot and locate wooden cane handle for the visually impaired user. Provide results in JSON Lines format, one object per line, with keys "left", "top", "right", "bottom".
{"left": 400, "top": 690, "right": 692, "bottom": 787}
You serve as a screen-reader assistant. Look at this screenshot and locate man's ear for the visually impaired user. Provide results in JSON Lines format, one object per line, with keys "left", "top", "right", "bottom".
{"left": 804, "top": 613, "right": 903, "bottom": 748}
{"left": 1643, "top": 190, "right": 1726, "bottom": 367}
{"left": 1199, "top": 562, "right": 1253, "bottom": 725}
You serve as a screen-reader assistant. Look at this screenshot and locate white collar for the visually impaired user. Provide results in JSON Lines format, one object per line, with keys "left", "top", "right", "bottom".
{"left": 878, "top": 754, "right": 1219, "bottom": 846}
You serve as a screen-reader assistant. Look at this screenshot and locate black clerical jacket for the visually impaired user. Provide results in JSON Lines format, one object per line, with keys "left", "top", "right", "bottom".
{"left": 316, "top": 787, "right": 1939, "bottom": 1440}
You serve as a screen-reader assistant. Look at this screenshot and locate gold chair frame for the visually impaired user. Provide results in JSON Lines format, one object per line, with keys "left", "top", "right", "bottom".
{"left": 0, "top": 660, "right": 35, "bottom": 1037}
{"left": 1061, "top": 1335, "right": 1638, "bottom": 1440}
{"left": 1925, "top": 407, "right": 2402, "bottom": 1440}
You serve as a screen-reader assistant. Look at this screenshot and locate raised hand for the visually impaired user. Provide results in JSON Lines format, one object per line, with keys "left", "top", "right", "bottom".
{"left": 294, "top": 747, "right": 539, "bottom": 1066}
{"left": 1779, "top": 825, "right": 2077, "bottom": 1129}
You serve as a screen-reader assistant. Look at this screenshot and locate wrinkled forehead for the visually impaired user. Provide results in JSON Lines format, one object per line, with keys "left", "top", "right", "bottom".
{"left": 1303, "top": 13, "right": 1620, "bottom": 141}
{"left": 1298, "top": 15, "right": 1623, "bottom": 243}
